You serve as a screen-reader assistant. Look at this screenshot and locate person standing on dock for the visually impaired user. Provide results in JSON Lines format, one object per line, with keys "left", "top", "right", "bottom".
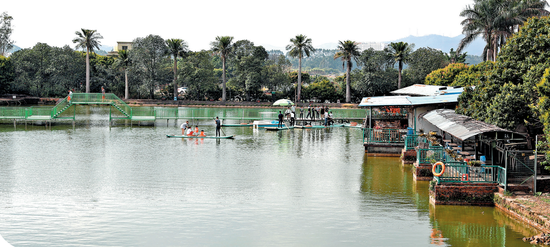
{"left": 291, "top": 105, "right": 296, "bottom": 118}
{"left": 101, "top": 86, "right": 106, "bottom": 101}
{"left": 180, "top": 121, "right": 189, "bottom": 135}
{"left": 299, "top": 106, "right": 304, "bottom": 120}
{"left": 215, "top": 117, "right": 221, "bottom": 137}
{"left": 278, "top": 111, "right": 283, "bottom": 128}
{"left": 306, "top": 105, "right": 311, "bottom": 119}
{"left": 324, "top": 110, "right": 329, "bottom": 126}
{"left": 290, "top": 111, "right": 295, "bottom": 126}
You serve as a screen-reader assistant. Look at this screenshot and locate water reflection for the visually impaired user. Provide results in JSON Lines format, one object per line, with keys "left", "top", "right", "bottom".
{"left": 0, "top": 106, "right": 542, "bottom": 246}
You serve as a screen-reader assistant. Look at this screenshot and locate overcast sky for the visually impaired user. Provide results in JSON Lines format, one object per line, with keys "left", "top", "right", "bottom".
{"left": 4, "top": 0, "right": 474, "bottom": 51}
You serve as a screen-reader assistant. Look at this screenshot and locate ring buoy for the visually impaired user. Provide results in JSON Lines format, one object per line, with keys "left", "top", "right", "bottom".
{"left": 432, "top": 162, "right": 445, "bottom": 177}
{"left": 461, "top": 174, "right": 469, "bottom": 181}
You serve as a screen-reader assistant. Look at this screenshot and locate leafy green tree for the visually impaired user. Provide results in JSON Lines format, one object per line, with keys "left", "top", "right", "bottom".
{"left": 72, "top": 28, "right": 103, "bottom": 93}
{"left": 451, "top": 61, "right": 494, "bottom": 87}
{"left": 425, "top": 63, "right": 469, "bottom": 86}
{"left": 0, "top": 55, "right": 13, "bottom": 94}
{"left": 334, "top": 40, "right": 361, "bottom": 103}
{"left": 130, "top": 34, "right": 169, "bottom": 99}
{"left": 353, "top": 48, "right": 397, "bottom": 97}
{"left": 302, "top": 77, "right": 340, "bottom": 103}
{"left": 179, "top": 51, "right": 220, "bottom": 101}
{"left": 265, "top": 54, "right": 292, "bottom": 94}
{"left": 445, "top": 48, "right": 467, "bottom": 64}
{"left": 0, "top": 12, "right": 14, "bottom": 56}
{"left": 286, "top": 34, "right": 316, "bottom": 102}
{"left": 211, "top": 36, "right": 234, "bottom": 101}
{"left": 166, "top": 38, "right": 188, "bottom": 100}
{"left": 385, "top": 42, "right": 414, "bottom": 89}
{"left": 115, "top": 49, "right": 132, "bottom": 99}
{"left": 406, "top": 47, "right": 448, "bottom": 86}
{"left": 10, "top": 43, "right": 85, "bottom": 96}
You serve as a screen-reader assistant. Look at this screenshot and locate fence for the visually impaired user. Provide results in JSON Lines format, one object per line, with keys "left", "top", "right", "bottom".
{"left": 433, "top": 162, "right": 506, "bottom": 185}
{"left": 363, "top": 128, "right": 407, "bottom": 143}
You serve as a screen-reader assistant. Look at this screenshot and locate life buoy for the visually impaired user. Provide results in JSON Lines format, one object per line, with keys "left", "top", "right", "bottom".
{"left": 461, "top": 174, "right": 469, "bottom": 181}
{"left": 432, "top": 162, "right": 445, "bottom": 177}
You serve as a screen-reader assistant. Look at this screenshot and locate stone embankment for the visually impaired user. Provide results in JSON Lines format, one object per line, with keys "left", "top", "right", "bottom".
{"left": 494, "top": 193, "right": 550, "bottom": 245}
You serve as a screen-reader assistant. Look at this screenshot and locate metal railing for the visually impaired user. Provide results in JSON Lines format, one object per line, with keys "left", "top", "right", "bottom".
{"left": 363, "top": 128, "right": 407, "bottom": 143}
{"left": 416, "top": 146, "right": 446, "bottom": 164}
{"left": 0, "top": 107, "right": 26, "bottom": 119}
{"left": 434, "top": 163, "right": 506, "bottom": 185}
{"left": 404, "top": 134, "right": 420, "bottom": 150}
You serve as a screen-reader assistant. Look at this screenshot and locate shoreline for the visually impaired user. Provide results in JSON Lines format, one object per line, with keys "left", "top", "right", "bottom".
{"left": 1, "top": 96, "right": 359, "bottom": 109}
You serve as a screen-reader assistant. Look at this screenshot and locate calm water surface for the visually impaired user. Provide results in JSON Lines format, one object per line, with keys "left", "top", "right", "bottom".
{"left": 0, "top": 106, "right": 539, "bottom": 246}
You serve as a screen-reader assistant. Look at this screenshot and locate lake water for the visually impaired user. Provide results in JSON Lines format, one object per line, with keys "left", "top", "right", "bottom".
{"left": 0, "top": 106, "right": 539, "bottom": 246}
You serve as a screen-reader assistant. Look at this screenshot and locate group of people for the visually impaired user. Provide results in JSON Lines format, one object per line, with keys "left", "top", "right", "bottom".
{"left": 179, "top": 117, "right": 222, "bottom": 137}
{"left": 277, "top": 104, "right": 335, "bottom": 127}
{"left": 180, "top": 120, "right": 207, "bottom": 137}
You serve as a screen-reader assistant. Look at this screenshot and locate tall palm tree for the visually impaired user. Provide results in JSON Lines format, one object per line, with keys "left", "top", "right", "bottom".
{"left": 334, "top": 40, "right": 360, "bottom": 103}
{"left": 210, "top": 36, "right": 234, "bottom": 101}
{"left": 166, "top": 38, "right": 188, "bottom": 100}
{"left": 458, "top": 0, "right": 548, "bottom": 62}
{"left": 385, "top": 42, "right": 414, "bottom": 89}
{"left": 72, "top": 28, "right": 103, "bottom": 93}
{"left": 116, "top": 49, "right": 131, "bottom": 99}
{"left": 286, "top": 34, "right": 316, "bottom": 103}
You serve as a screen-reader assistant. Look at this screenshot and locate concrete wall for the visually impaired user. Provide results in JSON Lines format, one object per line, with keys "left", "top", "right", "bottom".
{"left": 430, "top": 183, "right": 498, "bottom": 206}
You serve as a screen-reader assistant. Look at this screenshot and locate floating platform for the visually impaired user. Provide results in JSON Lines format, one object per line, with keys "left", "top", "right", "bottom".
{"left": 166, "top": 134, "right": 234, "bottom": 139}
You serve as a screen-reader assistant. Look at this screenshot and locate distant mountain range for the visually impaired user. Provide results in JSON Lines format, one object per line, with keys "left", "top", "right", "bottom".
{"left": 266, "top": 34, "right": 485, "bottom": 57}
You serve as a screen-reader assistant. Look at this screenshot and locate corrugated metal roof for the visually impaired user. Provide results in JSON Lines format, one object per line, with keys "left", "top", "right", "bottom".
{"left": 358, "top": 94, "right": 460, "bottom": 107}
{"left": 391, "top": 84, "right": 463, "bottom": 96}
{"left": 422, "top": 109, "right": 514, "bottom": 140}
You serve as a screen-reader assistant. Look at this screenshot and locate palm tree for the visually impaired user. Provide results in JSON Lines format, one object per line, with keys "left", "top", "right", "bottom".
{"left": 72, "top": 28, "right": 103, "bottom": 93}
{"left": 166, "top": 38, "right": 188, "bottom": 100}
{"left": 457, "top": 0, "right": 548, "bottom": 62}
{"left": 210, "top": 36, "right": 234, "bottom": 101}
{"left": 385, "top": 42, "right": 414, "bottom": 89}
{"left": 286, "top": 34, "right": 316, "bottom": 103}
{"left": 334, "top": 40, "right": 360, "bottom": 103}
{"left": 116, "top": 49, "right": 131, "bottom": 99}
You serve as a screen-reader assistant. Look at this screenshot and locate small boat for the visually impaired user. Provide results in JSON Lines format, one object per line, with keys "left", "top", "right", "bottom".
{"left": 295, "top": 124, "right": 345, "bottom": 129}
{"left": 264, "top": 126, "right": 294, "bottom": 131}
{"left": 252, "top": 120, "right": 281, "bottom": 128}
{"left": 166, "top": 134, "right": 234, "bottom": 139}
{"left": 221, "top": 123, "right": 253, "bottom": 127}
{"left": 344, "top": 123, "right": 363, "bottom": 128}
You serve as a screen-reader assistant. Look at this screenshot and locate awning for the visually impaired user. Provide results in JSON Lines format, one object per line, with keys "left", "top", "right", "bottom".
{"left": 422, "top": 109, "right": 518, "bottom": 140}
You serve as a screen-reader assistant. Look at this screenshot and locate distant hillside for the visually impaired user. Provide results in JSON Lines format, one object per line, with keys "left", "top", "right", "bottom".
{"left": 390, "top": 34, "right": 485, "bottom": 57}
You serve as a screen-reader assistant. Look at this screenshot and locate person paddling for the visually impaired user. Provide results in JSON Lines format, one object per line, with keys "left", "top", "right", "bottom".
{"left": 215, "top": 117, "right": 221, "bottom": 137}
{"left": 180, "top": 121, "right": 189, "bottom": 135}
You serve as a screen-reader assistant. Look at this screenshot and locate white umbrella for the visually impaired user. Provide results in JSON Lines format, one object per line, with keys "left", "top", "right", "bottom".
{"left": 273, "top": 99, "right": 294, "bottom": 106}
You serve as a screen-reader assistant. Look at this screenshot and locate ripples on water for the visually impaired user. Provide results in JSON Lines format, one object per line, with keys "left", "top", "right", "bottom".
{"left": 0, "top": 107, "right": 539, "bottom": 246}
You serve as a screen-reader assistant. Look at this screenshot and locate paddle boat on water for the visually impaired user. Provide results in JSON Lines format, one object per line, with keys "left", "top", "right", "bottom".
{"left": 264, "top": 126, "right": 294, "bottom": 131}
{"left": 295, "top": 123, "right": 345, "bottom": 129}
{"left": 166, "top": 134, "right": 234, "bottom": 139}
{"left": 252, "top": 120, "right": 281, "bottom": 128}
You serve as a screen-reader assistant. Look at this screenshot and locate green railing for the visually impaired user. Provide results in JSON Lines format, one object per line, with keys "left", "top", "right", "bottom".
{"left": 434, "top": 163, "right": 506, "bottom": 185}
{"left": 26, "top": 106, "right": 53, "bottom": 118}
{"left": 363, "top": 128, "right": 407, "bottom": 143}
{"left": 131, "top": 107, "right": 155, "bottom": 117}
{"left": 404, "top": 134, "right": 420, "bottom": 150}
{"left": 155, "top": 107, "right": 178, "bottom": 119}
{"left": 417, "top": 146, "right": 446, "bottom": 164}
{"left": 0, "top": 107, "right": 26, "bottom": 119}
{"left": 52, "top": 97, "right": 71, "bottom": 118}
